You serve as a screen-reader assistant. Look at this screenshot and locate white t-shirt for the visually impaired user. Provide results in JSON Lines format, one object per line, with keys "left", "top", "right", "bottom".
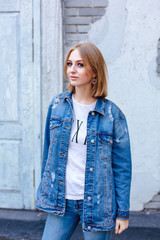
{"left": 65, "top": 96, "right": 96, "bottom": 200}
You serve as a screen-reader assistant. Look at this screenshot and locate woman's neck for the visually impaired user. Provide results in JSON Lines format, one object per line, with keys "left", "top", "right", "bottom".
{"left": 73, "top": 88, "right": 97, "bottom": 105}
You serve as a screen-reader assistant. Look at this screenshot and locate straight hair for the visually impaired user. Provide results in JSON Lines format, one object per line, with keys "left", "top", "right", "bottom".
{"left": 64, "top": 42, "right": 108, "bottom": 98}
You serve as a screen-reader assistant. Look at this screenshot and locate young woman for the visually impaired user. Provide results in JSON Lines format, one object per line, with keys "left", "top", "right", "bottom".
{"left": 36, "top": 42, "right": 132, "bottom": 240}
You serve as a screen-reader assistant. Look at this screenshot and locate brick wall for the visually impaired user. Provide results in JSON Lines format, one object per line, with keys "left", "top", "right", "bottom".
{"left": 62, "top": 0, "right": 109, "bottom": 91}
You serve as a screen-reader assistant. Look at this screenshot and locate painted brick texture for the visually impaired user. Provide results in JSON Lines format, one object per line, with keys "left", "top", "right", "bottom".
{"left": 79, "top": 8, "right": 106, "bottom": 16}
{"left": 62, "top": 0, "right": 108, "bottom": 90}
{"left": 64, "top": 0, "right": 92, "bottom": 8}
{"left": 157, "top": 39, "right": 160, "bottom": 74}
{"left": 144, "top": 193, "right": 160, "bottom": 210}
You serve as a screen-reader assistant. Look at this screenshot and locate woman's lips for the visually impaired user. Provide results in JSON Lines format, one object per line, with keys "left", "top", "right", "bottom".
{"left": 70, "top": 76, "right": 78, "bottom": 80}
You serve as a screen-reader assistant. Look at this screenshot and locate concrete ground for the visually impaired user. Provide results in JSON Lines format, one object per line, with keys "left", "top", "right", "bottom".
{"left": 0, "top": 209, "right": 160, "bottom": 240}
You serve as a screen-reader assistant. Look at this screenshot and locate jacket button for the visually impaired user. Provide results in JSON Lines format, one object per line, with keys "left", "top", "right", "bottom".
{"left": 90, "top": 168, "right": 93, "bottom": 172}
{"left": 88, "top": 197, "right": 92, "bottom": 201}
{"left": 91, "top": 112, "right": 95, "bottom": 116}
{"left": 91, "top": 139, "right": 94, "bottom": 143}
{"left": 88, "top": 226, "right": 91, "bottom": 230}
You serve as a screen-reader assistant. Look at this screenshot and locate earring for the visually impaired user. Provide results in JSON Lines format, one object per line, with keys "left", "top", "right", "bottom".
{"left": 91, "top": 78, "right": 97, "bottom": 85}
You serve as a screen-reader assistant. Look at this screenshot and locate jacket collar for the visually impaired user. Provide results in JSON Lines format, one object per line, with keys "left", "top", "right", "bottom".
{"left": 64, "top": 91, "right": 106, "bottom": 116}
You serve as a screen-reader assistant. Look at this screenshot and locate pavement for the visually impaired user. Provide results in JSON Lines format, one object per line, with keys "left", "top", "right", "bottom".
{"left": 0, "top": 209, "right": 160, "bottom": 240}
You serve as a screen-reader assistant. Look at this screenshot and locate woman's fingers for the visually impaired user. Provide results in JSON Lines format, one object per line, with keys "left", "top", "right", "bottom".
{"left": 115, "top": 219, "right": 129, "bottom": 234}
{"left": 115, "top": 220, "right": 120, "bottom": 234}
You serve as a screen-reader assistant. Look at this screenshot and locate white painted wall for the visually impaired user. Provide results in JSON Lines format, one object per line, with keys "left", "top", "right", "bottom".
{"left": 89, "top": 0, "right": 160, "bottom": 211}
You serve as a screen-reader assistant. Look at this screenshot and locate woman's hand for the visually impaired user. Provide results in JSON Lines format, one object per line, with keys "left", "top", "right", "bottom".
{"left": 115, "top": 219, "right": 129, "bottom": 234}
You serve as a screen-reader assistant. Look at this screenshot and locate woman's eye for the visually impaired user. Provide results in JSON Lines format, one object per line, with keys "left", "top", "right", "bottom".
{"left": 67, "top": 62, "right": 84, "bottom": 67}
{"left": 78, "top": 63, "right": 84, "bottom": 67}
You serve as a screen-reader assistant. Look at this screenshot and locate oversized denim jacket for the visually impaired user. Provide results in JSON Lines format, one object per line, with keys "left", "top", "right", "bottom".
{"left": 36, "top": 91, "right": 132, "bottom": 232}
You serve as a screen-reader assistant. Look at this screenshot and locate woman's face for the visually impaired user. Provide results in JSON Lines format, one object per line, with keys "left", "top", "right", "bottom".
{"left": 67, "top": 49, "right": 95, "bottom": 89}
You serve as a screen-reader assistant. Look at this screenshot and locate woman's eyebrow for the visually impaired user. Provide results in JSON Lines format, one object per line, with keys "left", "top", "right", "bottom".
{"left": 67, "top": 59, "right": 83, "bottom": 62}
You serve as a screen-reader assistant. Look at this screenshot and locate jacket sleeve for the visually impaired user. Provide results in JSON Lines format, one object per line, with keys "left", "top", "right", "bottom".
{"left": 112, "top": 113, "right": 132, "bottom": 220}
{"left": 41, "top": 104, "right": 52, "bottom": 179}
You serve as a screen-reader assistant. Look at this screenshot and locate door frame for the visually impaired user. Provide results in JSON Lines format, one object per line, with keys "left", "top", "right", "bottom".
{"left": 33, "top": 0, "right": 42, "bottom": 198}
{"left": 33, "top": 0, "right": 63, "bottom": 206}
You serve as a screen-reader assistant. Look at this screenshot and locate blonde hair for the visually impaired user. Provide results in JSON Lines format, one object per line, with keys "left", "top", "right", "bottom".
{"left": 64, "top": 42, "right": 108, "bottom": 98}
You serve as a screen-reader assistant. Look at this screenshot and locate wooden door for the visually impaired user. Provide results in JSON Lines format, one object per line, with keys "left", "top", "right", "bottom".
{"left": 0, "top": 0, "right": 38, "bottom": 209}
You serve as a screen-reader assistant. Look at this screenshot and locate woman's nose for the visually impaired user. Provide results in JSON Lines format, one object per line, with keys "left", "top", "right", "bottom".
{"left": 70, "top": 64, "right": 76, "bottom": 72}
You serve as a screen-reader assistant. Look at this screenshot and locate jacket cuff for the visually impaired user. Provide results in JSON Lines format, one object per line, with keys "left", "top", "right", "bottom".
{"left": 116, "top": 209, "right": 130, "bottom": 219}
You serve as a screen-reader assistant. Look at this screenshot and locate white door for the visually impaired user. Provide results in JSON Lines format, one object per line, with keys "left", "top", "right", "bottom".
{"left": 0, "top": 0, "right": 40, "bottom": 209}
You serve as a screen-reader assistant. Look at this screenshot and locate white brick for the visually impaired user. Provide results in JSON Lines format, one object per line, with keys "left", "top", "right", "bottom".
{"left": 63, "top": 17, "right": 92, "bottom": 25}
{"left": 65, "top": 25, "right": 77, "bottom": 33}
{"left": 64, "top": 8, "right": 77, "bottom": 16}
{"left": 64, "top": 0, "right": 92, "bottom": 8}
{"left": 93, "top": 0, "right": 108, "bottom": 7}
{"left": 157, "top": 56, "right": 160, "bottom": 64}
{"left": 144, "top": 202, "right": 160, "bottom": 209}
{"left": 77, "top": 25, "right": 90, "bottom": 33}
{"left": 152, "top": 194, "right": 160, "bottom": 202}
{"left": 79, "top": 8, "right": 105, "bottom": 16}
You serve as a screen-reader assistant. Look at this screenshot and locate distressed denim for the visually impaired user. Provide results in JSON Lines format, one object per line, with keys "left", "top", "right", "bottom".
{"left": 42, "top": 199, "right": 111, "bottom": 240}
{"left": 36, "top": 91, "right": 132, "bottom": 232}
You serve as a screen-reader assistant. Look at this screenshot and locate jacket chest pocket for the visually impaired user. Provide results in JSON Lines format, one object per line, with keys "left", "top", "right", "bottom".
{"left": 50, "top": 119, "right": 62, "bottom": 143}
{"left": 98, "top": 134, "right": 113, "bottom": 161}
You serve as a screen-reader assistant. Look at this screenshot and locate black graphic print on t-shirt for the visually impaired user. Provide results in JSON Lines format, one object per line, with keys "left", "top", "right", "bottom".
{"left": 71, "top": 119, "right": 87, "bottom": 145}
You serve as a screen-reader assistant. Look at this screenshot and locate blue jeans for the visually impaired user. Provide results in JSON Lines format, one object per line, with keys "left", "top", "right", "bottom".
{"left": 42, "top": 199, "right": 111, "bottom": 240}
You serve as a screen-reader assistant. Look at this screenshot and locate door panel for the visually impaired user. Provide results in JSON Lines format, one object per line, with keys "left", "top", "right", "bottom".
{"left": 0, "top": 0, "right": 34, "bottom": 209}
{"left": 0, "top": 13, "right": 19, "bottom": 122}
